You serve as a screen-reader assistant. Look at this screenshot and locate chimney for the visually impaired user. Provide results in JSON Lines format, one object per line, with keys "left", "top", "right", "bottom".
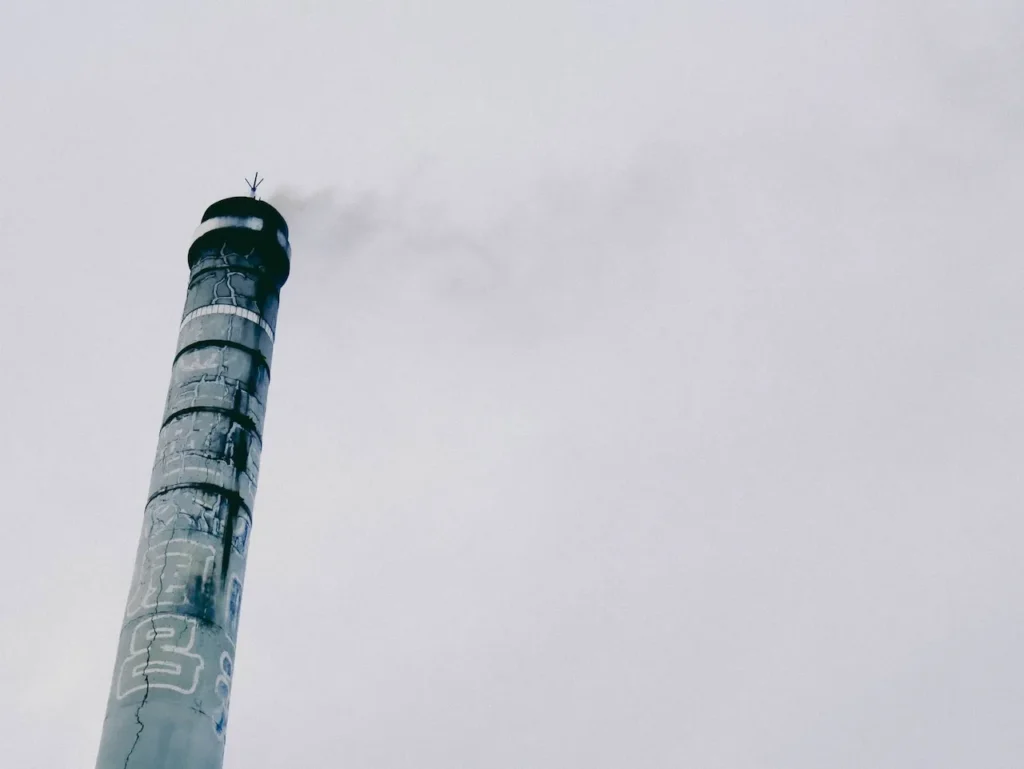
{"left": 94, "top": 196, "right": 291, "bottom": 769}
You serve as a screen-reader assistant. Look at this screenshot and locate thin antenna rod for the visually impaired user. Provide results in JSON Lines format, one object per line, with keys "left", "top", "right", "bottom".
{"left": 245, "top": 172, "right": 264, "bottom": 199}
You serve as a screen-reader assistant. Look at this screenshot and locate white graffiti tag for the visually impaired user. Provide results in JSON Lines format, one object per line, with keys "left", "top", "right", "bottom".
{"left": 125, "top": 539, "right": 216, "bottom": 618}
{"left": 117, "top": 614, "right": 206, "bottom": 699}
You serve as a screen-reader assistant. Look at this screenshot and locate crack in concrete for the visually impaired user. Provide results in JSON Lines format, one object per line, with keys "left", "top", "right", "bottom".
{"left": 212, "top": 270, "right": 245, "bottom": 307}
{"left": 212, "top": 244, "right": 254, "bottom": 265}
{"left": 123, "top": 523, "right": 176, "bottom": 768}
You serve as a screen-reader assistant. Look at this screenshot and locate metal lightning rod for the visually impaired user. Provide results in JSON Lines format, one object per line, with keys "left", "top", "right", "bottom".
{"left": 245, "top": 172, "right": 263, "bottom": 199}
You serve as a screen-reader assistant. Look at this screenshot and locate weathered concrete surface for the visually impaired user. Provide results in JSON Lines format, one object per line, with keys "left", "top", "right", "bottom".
{"left": 94, "top": 198, "right": 290, "bottom": 769}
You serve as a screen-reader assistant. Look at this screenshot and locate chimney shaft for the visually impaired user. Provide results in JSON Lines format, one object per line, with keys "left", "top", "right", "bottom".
{"left": 94, "top": 197, "right": 291, "bottom": 769}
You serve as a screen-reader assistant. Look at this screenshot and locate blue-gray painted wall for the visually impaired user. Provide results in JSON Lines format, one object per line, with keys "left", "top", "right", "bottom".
{"left": 94, "top": 198, "right": 290, "bottom": 769}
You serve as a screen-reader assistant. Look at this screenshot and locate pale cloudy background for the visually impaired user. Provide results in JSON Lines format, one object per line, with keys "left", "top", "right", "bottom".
{"left": 2, "top": 1, "right": 1023, "bottom": 766}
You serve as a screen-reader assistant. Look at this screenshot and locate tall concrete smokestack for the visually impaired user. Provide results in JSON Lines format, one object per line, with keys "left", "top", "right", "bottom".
{"left": 94, "top": 196, "right": 291, "bottom": 769}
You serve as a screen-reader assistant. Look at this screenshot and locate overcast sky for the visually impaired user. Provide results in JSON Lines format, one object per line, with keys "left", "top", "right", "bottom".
{"left": 2, "top": 2, "right": 1023, "bottom": 767}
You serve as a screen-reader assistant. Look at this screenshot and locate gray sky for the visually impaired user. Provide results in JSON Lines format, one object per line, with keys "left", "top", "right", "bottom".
{"left": 2, "top": 1, "right": 1023, "bottom": 766}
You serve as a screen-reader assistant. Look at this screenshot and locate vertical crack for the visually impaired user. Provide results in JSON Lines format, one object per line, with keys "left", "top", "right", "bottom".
{"left": 123, "top": 528, "right": 176, "bottom": 768}
{"left": 212, "top": 270, "right": 245, "bottom": 307}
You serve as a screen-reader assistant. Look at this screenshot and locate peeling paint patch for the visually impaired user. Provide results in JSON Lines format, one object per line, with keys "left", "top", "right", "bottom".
{"left": 125, "top": 540, "right": 216, "bottom": 618}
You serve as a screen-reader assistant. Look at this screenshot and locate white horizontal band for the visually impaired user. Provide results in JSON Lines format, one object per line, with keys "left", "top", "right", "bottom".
{"left": 191, "top": 215, "right": 291, "bottom": 261}
{"left": 193, "top": 216, "right": 264, "bottom": 243}
{"left": 180, "top": 304, "right": 275, "bottom": 342}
